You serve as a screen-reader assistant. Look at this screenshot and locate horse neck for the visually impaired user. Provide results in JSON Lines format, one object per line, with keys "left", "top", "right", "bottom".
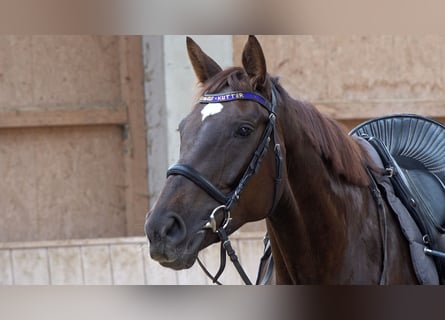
{"left": 266, "top": 95, "right": 380, "bottom": 284}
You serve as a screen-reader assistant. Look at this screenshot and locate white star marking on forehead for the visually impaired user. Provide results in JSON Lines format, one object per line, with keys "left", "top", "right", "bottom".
{"left": 201, "top": 103, "right": 224, "bottom": 122}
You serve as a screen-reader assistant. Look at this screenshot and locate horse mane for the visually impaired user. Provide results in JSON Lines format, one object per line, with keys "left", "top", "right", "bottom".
{"left": 197, "top": 67, "right": 373, "bottom": 187}
{"left": 290, "top": 96, "right": 373, "bottom": 187}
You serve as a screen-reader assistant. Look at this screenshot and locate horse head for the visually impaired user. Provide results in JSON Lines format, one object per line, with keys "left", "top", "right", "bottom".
{"left": 145, "top": 36, "right": 283, "bottom": 271}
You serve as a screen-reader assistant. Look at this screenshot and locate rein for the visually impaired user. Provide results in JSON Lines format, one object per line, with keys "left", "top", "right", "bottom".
{"left": 167, "top": 85, "right": 282, "bottom": 285}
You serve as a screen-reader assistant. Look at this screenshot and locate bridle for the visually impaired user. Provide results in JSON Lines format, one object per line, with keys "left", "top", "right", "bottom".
{"left": 166, "top": 84, "right": 283, "bottom": 285}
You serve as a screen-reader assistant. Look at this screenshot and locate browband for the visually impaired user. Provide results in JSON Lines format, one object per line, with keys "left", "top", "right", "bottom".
{"left": 199, "top": 91, "right": 272, "bottom": 112}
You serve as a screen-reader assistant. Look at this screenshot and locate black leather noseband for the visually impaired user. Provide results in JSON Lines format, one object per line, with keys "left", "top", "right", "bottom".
{"left": 167, "top": 164, "right": 230, "bottom": 205}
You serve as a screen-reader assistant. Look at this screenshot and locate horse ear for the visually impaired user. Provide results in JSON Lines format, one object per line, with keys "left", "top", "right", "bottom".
{"left": 186, "top": 37, "right": 223, "bottom": 83}
{"left": 242, "top": 35, "right": 267, "bottom": 91}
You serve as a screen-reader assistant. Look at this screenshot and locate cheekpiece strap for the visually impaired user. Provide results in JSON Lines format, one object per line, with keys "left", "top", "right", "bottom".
{"left": 199, "top": 91, "right": 272, "bottom": 113}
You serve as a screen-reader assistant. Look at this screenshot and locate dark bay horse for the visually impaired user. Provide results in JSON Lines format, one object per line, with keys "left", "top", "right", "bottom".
{"left": 145, "top": 35, "right": 418, "bottom": 284}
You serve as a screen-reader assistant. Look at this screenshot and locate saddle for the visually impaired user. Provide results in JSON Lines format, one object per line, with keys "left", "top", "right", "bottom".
{"left": 351, "top": 114, "right": 445, "bottom": 284}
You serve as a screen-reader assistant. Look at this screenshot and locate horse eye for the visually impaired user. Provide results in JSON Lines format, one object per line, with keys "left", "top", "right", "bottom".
{"left": 235, "top": 126, "right": 254, "bottom": 137}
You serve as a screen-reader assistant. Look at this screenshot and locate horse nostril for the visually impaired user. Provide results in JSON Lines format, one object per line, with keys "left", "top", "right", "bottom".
{"left": 160, "top": 211, "right": 187, "bottom": 245}
{"left": 145, "top": 210, "right": 187, "bottom": 247}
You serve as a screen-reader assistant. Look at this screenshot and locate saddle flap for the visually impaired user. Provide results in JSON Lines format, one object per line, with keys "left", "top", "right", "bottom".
{"left": 404, "top": 169, "right": 445, "bottom": 232}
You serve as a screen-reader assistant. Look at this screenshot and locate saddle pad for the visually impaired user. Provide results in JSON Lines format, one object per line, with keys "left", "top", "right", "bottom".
{"left": 350, "top": 114, "right": 445, "bottom": 183}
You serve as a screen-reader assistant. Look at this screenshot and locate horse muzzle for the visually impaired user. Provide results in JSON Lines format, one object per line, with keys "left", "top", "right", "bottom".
{"left": 145, "top": 210, "right": 206, "bottom": 269}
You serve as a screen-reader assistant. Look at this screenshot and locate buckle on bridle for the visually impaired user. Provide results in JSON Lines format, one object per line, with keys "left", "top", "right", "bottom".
{"left": 203, "top": 205, "right": 231, "bottom": 233}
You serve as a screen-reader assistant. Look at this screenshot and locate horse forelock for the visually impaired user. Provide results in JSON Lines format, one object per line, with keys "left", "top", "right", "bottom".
{"left": 195, "top": 67, "right": 276, "bottom": 102}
